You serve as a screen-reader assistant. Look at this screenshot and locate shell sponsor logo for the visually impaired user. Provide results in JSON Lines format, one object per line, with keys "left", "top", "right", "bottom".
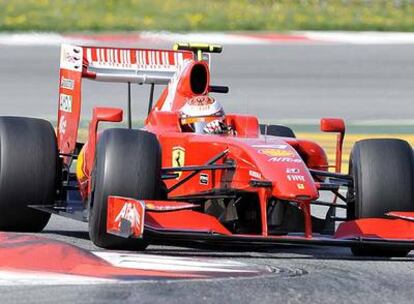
{"left": 259, "top": 148, "right": 294, "bottom": 158}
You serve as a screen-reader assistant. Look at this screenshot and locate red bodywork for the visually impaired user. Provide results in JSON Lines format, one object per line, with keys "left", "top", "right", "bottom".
{"left": 56, "top": 44, "right": 414, "bottom": 252}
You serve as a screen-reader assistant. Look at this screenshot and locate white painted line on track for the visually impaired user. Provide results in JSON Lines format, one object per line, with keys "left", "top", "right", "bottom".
{"left": 0, "top": 270, "right": 115, "bottom": 286}
{"left": 2, "top": 31, "right": 414, "bottom": 46}
{"left": 139, "top": 31, "right": 270, "bottom": 45}
{"left": 0, "top": 253, "right": 264, "bottom": 286}
{"left": 94, "top": 252, "right": 258, "bottom": 273}
{"left": 297, "top": 31, "right": 414, "bottom": 45}
{"left": 0, "top": 32, "right": 66, "bottom": 46}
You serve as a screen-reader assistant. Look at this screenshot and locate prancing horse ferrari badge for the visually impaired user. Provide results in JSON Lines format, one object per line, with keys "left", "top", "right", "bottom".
{"left": 172, "top": 146, "right": 185, "bottom": 178}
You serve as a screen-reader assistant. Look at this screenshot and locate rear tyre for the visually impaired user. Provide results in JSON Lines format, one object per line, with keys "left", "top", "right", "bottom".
{"left": 89, "top": 128, "right": 162, "bottom": 250}
{"left": 260, "top": 124, "right": 296, "bottom": 138}
{"left": 347, "top": 139, "right": 414, "bottom": 257}
{"left": 0, "top": 117, "right": 57, "bottom": 232}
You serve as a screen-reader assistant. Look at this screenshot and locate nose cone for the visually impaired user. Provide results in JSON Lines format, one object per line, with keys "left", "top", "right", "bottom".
{"left": 250, "top": 144, "right": 319, "bottom": 201}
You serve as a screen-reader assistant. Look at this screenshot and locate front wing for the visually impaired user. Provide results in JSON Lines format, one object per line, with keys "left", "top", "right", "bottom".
{"left": 107, "top": 196, "right": 414, "bottom": 251}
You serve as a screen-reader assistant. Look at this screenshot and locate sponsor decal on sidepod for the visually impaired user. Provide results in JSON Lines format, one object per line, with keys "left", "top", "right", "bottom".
{"left": 259, "top": 148, "right": 294, "bottom": 158}
{"left": 249, "top": 170, "right": 262, "bottom": 179}
{"left": 287, "top": 175, "right": 305, "bottom": 182}
{"left": 268, "top": 157, "right": 301, "bottom": 163}
{"left": 200, "top": 173, "right": 209, "bottom": 185}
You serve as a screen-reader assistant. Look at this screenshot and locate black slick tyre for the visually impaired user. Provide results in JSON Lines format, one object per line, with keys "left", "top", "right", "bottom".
{"left": 347, "top": 139, "right": 414, "bottom": 257}
{"left": 88, "top": 128, "right": 161, "bottom": 250}
{"left": 0, "top": 117, "right": 57, "bottom": 232}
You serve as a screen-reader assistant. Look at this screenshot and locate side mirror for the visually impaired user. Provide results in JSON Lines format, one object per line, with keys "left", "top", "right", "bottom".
{"left": 86, "top": 107, "right": 124, "bottom": 193}
{"left": 320, "top": 118, "right": 346, "bottom": 173}
{"left": 93, "top": 107, "right": 123, "bottom": 123}
{"left": 320, "top": 118, "right": 345, "bottom": 133}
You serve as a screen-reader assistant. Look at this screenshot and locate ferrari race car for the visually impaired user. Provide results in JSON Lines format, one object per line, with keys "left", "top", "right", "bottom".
{"left": 0, "top": 43, "right": 413, "bottom": 257}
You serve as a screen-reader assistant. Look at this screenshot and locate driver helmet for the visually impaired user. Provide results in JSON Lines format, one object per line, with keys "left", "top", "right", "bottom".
{"left": 180, "top": 95, "right": 225, "bottom": 133}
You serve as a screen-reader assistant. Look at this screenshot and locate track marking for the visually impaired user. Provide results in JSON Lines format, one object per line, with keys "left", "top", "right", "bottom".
{"left": 94, "top": 252, "right": 258, "bottom": 273}
{"left": 0, "top": 232, "right": 271, "bottom": 285}
{"left": 3, "top": 31, "right": 414, "bottom": 46}
{"left": 0, "top": 270, "right": 114, "bottom": 286}
{"left": 297, "top": 31, "right": 414, "bottom": 45}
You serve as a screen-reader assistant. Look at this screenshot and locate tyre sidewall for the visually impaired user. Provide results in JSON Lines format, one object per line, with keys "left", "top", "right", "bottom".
{"left": 349, "top": 139, "right": 414, "bottom": 219}
{"left": 0, "top": 117, "right": 56, "bottom": 231}
{"left": 89, "top": 128, "right": 161, "bottom": 249}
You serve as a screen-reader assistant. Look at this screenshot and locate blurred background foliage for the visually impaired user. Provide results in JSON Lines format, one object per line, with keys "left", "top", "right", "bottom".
{"left": 1, "top": 0, "right": 414, "bottom": 32}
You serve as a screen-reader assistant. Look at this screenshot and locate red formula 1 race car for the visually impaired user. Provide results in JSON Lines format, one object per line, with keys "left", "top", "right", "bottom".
{"left": 0, "top": 43, "right": 413, "bottom": 257}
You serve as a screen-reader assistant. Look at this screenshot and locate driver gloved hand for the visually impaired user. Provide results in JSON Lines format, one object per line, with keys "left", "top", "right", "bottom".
{"left": 203, "top": 119, "right": 227, "bottom": 134}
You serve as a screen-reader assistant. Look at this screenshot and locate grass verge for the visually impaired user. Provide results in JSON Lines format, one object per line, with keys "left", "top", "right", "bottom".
{"left": 1, "top": 0, "right": 414, "bottom": 32}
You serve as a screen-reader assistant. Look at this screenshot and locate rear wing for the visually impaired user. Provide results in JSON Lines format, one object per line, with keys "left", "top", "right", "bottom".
{"left": 57, "top": 44, "right": 194, "bottom": 156}
{"left": 82, "top": 46, "right": 194, "bottom": 84}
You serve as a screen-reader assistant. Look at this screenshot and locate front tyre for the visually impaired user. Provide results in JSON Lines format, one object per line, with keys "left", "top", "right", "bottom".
{"left": 89, "top": 128, "right": 162, "bottom": 250}
{"left": 347, "top": 139, "right": 414, "bottom": 257}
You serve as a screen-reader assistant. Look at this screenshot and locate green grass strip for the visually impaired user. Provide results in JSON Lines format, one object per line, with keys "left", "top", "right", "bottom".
{"left": 2, "top": 0, "right": 414, "bottom": 32}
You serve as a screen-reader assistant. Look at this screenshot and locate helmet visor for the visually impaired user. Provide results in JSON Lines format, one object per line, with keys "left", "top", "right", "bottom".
{"left": 181, "top": 116, "right": 218, "bottom": 133}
